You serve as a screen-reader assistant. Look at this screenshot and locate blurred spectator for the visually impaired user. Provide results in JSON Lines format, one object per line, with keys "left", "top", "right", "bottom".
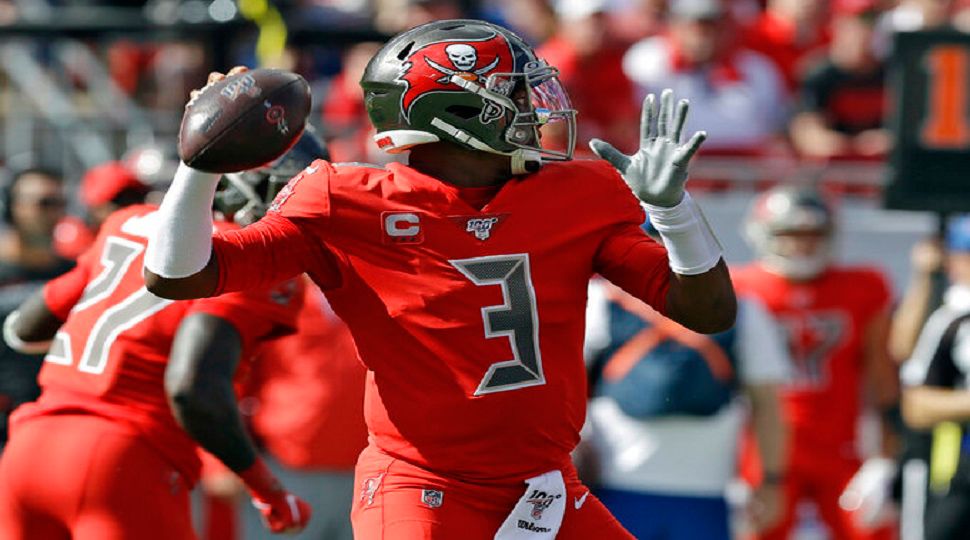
{"left": 954, "top": 0, "right": 970, "bottom": 30}
{"left": 373, "top": 0, "right": 465, "bottom": 34}
{"left": 583, "top": 275, "right": 790, "bottom": 539}
{"left": 622, "top": 0, "right": 789, "bottom": 154}
{"left": 900, "top": 215, "right": 970, "bottom": 540}
{"left": 496, "top": 0, "right": 558, "bottom": 45}
{"left": 789, "top": 0, "right": 891, "bottom": 160}
{"left": 608, "top": 0, "right": 667, "bottom": 45}
{"left": 734, "top": 184, "right": 900, "bottom": 539}
{"left": 321, "top": 42, "right": 384, "bottom": 163}
{"left": 538, "top": 0, "right": 638, "bottom": 155}
{"left": 238, "top": 282, "right": 367, "bottom": 540}
{"left": 741, "top": 0, "right": 831, "bottom": 92}
{"left": 0, "top": 168, "right": 73, "bottom": 448}
{"left": 883, "top": 0, "right": 955, "bottom": 32}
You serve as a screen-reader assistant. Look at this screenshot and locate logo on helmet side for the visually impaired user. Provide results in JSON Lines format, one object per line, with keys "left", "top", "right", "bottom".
{"left": 397, "top": 33, "right": 515, "bottom": 122}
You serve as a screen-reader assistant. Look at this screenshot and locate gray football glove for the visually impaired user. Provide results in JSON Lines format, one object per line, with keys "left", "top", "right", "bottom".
{"left": 590, "top": 89, "right": 706, "bottom": 208}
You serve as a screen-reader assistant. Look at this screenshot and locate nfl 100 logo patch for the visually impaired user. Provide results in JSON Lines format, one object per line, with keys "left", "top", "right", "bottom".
{"left": 525, "top": 489, "right": 561, "bottom": 520}
{"left": 448, "top": 213, "right": 508, "bottom": 241}
{"left": 421, "top": 488, "right": 444, "bottom": 508}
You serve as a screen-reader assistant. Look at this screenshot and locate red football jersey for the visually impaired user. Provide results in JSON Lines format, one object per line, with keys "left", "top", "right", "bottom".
{"left": 12, "top": 205, "right": 301, "bottom": 484}
{"left": 732, "top": 264, "right": 891, "bottom": 461}
{"left": 211, "top": 159, "right": 671, "bottom": 482}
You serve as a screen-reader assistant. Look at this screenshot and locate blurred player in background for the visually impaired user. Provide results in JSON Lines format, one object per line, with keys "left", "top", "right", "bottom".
{"left": 734, "top": 184, "right": 900, "bottom": 540}
{"left": 54, "top": 160, "right": 151, "bottom": 261}
{"left": 144, "top": 19, "right": 735, "bottom": 540}
{"left": 237, "top": 279, "right": 367, "bottom": 540}
{"left": 0, "top": 140, "right": 318, "bottom": 539}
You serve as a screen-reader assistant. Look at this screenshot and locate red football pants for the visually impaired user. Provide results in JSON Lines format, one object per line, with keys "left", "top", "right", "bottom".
{"left": 0, "top": 414, "right": 196, "bottom": 540}
{"left": 351, "top": 445, "right": 634, "bottom": 540}
{"left": 754, "top": 457, "right": 895, "bottom": 540}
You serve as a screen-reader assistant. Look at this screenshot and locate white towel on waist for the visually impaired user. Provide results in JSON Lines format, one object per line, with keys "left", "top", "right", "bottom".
{"left": 494, "top": 470, "right": 566, "bottom": 539}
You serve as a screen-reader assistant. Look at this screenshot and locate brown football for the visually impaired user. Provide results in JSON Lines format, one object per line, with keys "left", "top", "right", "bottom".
{"left": 178, "top": 68, "right": 311, "bottom": 173}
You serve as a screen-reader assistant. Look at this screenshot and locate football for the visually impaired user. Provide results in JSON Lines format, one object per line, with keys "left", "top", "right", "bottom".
{"left": 178, "top": 68, "right": 311, "bottom": 173}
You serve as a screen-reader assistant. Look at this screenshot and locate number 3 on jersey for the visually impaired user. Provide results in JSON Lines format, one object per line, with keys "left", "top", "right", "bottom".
{"left": 450, "top": 253, "right": 546, "bottom": 395}
{"left": 46, "top": 236, "right": 172, "bottom": 374}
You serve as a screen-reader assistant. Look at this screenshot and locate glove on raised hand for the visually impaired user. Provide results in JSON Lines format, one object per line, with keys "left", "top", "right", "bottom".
{"left": 590, "top": 89, "right": 706, "bottom": 208}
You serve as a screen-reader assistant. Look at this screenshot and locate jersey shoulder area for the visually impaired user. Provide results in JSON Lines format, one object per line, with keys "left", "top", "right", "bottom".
{"left": 270, "top": 159, "right": 390, "bottom": 219}
{"left": 826, "top": 264, "right": 892, "bottom": 304}
{"left": 97, "top": 203, "right": 160, "bottom": 238}
{"left": 536, "top": 158, "right": 638, "bottom": 203}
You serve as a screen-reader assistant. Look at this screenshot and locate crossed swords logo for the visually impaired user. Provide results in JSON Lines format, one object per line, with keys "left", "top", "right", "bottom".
{"left": 424, "top": 43, "right": 501, "bottom": 84}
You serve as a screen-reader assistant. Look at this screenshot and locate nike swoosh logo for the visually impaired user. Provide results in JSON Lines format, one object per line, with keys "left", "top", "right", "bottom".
{"left": 574, "top": 491, "right": 590, "bottom": 510}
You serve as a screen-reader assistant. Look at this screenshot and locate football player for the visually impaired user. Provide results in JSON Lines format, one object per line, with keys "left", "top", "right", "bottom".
{"left": 733, "top": 184, "right": 900, "bottom": 540}
{"left": 0, "top": 136, "right": 324, "bottom": 539}
{"left": 144, "top": 19, "right": 735, "bottom": 539}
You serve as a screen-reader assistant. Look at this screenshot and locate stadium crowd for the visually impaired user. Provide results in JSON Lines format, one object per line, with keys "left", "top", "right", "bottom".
{"left": 0, "top": 0, "right": 968, "bottom": 539}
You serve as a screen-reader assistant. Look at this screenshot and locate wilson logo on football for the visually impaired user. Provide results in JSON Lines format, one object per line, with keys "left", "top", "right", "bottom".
{"left": 396, "top": 33, "right": 514, "bottom": 121}
{"left": 382, "top": 211, "right": 424, "bottom": 244}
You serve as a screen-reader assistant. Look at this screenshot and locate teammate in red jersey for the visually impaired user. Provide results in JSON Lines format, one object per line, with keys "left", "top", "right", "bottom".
{"left": 144, "top": 19, "right": 736, "bottom": 539}
{"left": 733, "top": 184, "right": 900, "bottom": 540}
{"left": 0, "top": 139, "right": 322, "bottom": 539}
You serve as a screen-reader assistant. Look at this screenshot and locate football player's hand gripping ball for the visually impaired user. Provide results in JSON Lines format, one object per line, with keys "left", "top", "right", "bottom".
{"left": 589, "top": 89, "right": 706, "bottom": 208}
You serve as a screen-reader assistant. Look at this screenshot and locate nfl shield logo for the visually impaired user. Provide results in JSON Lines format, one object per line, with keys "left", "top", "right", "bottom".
{"left": 421, "top": 489, "right": 444, "bottom": 508}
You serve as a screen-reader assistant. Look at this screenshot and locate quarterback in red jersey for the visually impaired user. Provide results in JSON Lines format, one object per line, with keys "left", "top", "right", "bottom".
{"left": 0, "top": 139, "right": 323, "bottom": 539}
{"left": 733, "top": 184, "right": 900, "bottom": 540}
{"left": 144, "top": 19, "right": 736, "bottom": 539}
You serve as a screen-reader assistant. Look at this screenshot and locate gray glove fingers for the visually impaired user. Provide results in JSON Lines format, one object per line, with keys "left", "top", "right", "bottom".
{"left": 589, "top": 139, "right": 632, "bottom": 174}
{"left": 671, "top": 99, "right": 689, "bottom": 143}
{"left": 640, "top": 93, "right": 656, "bottom": 147}
{"left": 658, "top": 89, "right": 674, "bottom": 140}
{"left": 673, "top": 131, "right": 707, "bottom": 166}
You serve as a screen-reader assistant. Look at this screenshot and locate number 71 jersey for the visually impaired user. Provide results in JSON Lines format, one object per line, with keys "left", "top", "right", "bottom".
{"left": 16, "top": 205, "right": 301, "bottom": 483}
{"left": 215, "top": 159, "right": 672, "bottom": 482}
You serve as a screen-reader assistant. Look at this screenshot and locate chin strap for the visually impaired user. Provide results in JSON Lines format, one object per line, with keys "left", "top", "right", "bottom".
{"left": 429, "top": 117, "right": 542, "bottom": 174}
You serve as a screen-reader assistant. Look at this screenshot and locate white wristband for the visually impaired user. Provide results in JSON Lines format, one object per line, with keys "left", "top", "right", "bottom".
{"left": 3, "top": 311, "right": 51, "bottom": 355}
{"left": 145, "top": 162, "right": 221, "bottom": 278}
{"left": 645, "top": 192, "right": 723, "bottom": 275}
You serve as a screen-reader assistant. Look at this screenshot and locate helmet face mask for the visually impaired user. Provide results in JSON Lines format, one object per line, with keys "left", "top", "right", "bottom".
{"left": 215, "top": 127, "right": 329, "bottom": 226}
{"left": 361, "top": 19, "right": 576, "bottom": 170}
{"left": 745, "top": 185, "right": 835, "bottom": 280}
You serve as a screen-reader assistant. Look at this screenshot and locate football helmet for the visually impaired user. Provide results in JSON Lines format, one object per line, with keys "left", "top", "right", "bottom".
{"left": 217, "top": 126, "right": 329, "bottom": 226}
{"left": 360, "top": 19, "right": 576, "bottom": 174}
{"left": 745, "top": 184, "right": 835, "bottom": 280}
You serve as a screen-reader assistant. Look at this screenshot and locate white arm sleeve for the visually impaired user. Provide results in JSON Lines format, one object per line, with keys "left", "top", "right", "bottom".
{"left": 144, "top": 162, "right": 221, "bottom": 278}
{"left": 644, "top": 192, "right": 723, "bottom": 275}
